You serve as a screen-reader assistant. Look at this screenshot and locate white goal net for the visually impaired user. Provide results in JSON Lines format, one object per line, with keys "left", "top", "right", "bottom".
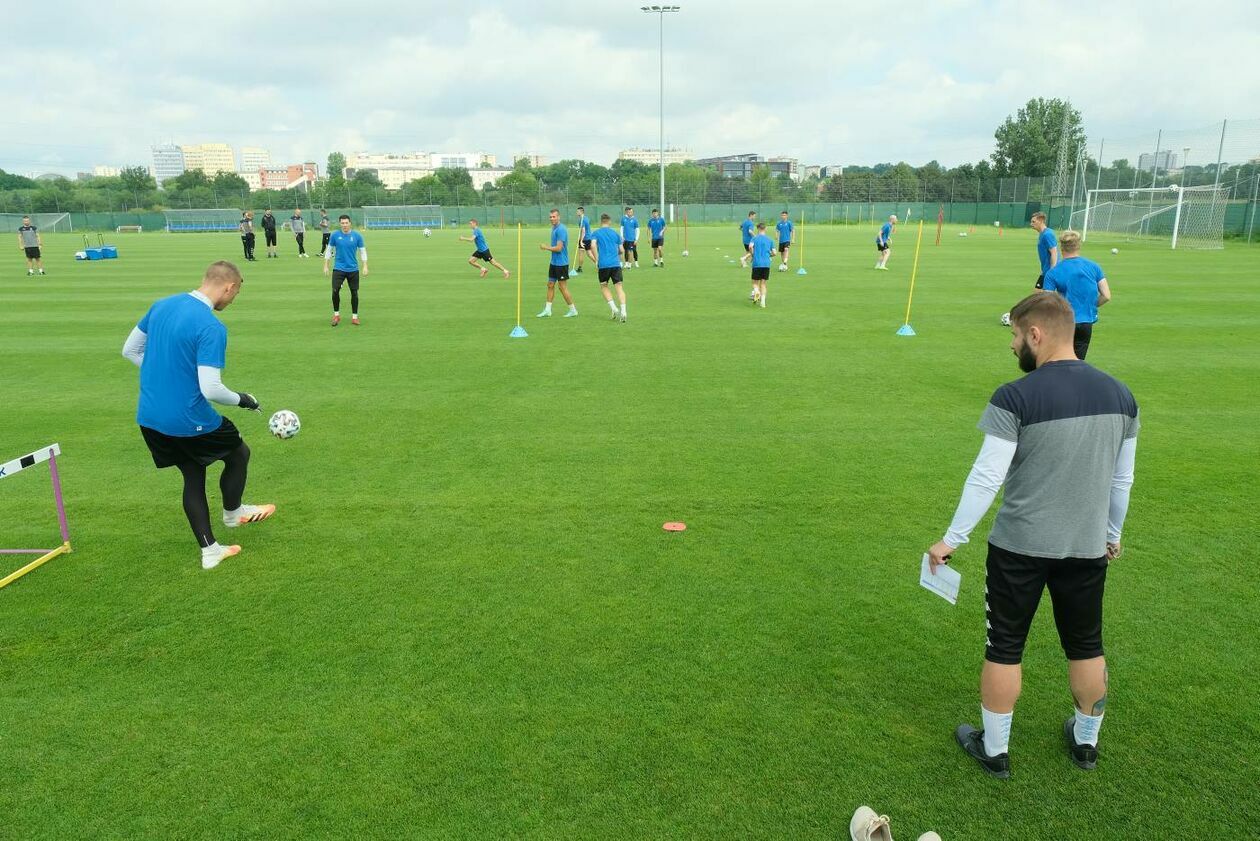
{"left": 362, "top": 205, "right": 444, "bottom": 230}
{"left": 0, "top": 212, "right": 72, "bottom": 233}
{"left": 1077, "top": 186, "right": 1228, "bottom": 249}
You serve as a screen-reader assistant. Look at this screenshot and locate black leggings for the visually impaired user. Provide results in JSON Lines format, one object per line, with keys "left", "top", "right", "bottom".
{"left": 1073, "top": 323, "right": 1093, "bottom": 360}
{"left": 295, "top": 232, "right": 306, "bottom": 255}
{"left": 332, "top": 275, "right": 360, "bottom": 313}
{"left": 175, "top": 443, "right": 250, "bottom": 547}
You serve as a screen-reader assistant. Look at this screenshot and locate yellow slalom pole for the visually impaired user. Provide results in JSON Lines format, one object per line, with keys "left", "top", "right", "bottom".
{"left": 0, "top": 542, "right": 72, "bottom": 590}
{"left": 796, "top": 209, "right": 808, "bottom": 275}
{"left": 517, "top": 223, "right": 522, "bottom": 324}
{"left": 897, "top": 220, "right": 925, "bottom": 335}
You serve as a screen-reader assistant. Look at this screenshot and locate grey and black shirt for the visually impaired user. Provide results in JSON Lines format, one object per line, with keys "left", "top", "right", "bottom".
{"left": 290, "top": 215, "right": 306, "bottom": 234}
{"left": 18, "top": 225, "right": 39, "bottom": 248}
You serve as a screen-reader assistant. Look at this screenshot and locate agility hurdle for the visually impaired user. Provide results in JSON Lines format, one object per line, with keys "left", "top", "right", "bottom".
{"left": 1, "top": 443, "right": 73, "bottom": 590}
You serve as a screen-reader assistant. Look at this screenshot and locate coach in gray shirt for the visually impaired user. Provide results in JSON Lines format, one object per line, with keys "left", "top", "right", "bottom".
{"left": 290, "top": 208, "right": 308, "bottom": 258}
{"left": 926, "top": 291, "right": 1138, "bottom": 780}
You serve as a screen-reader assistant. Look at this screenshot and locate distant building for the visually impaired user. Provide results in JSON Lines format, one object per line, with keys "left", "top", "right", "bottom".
{"left": 240, "top": 146, "right": 271, "bottom": 172}
{"left": 513, "top": 153, "right": 546, "bottom": 168}
{"left": 469, "top": 168, "right": 514, "bottom": 190}
{"left": 618, "top": 147, "right": 692, "bottom": 166}
{"left": 696, "top": 153, "right": 797, "bottom": 181}
{"left": 432, "top": 151, "right": 496, "bottom": 169}
{"left": 92, "top": 165, "right": 120, "bottom": 177}
{"left": 241, "top": 171, "right": 263, "bottom": 190}
{"left": 150, "top": 143, "right": 185, "bottom": 186}
{"left": 820, "top": 164, "right": 844, "bottom": 178}
{"left": 180, "top": 143, "right": 236, "bottom": 176}
{"left": 1137, "top": 150, "right": 1179, "bottom": 173}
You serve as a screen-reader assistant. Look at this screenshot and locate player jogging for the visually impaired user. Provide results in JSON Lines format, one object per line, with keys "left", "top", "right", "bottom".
{"left": 318, "top": 209, "right": 332, "bottom": 257}
{"left": 874, "top": 214, "right": 897, "bottom": 270}
{"left": 239, "top": 211, "right": 256, "bottom": 261}
{"left": 537, "top": 208, "right": 577, "bottom": 318}
{"left": 775, "top": 211, "right": 794, "bottom": 270}
{"left": 589, "top": 214, "right": 627, "bottom": 322}
{"left": 1031, "top": 211, "right": 1059, "bottom": 288}
{"left": 1041, "top": 230, "right": 1111, "bottom": 360}
{"left": 459, "top": 219, "right": 511, "bottom": 279}
{"left": 17, "top": 216, "right": 44, "bottom": 275}
{"left": 323, "top": 214, "right": 368, "bottom": 326}
{"left": 749, "top": 222, "right": 775, "bottom": 308}
{"left": 648, "top": 208, "right": 666, "bottom": 267}
{"left": 925, "top": 291, "right": 1138, "bottom": 780}
{"left": 261, "top": 209, "right": 278, "bottom": 258}
{"left": 738, "top": 210, "right": 756, "bottom": 270}
{"left": 574, "top": 206, "right": 593, "bottom": 274}
{"left": 290, "top": 208, "right": 308, "bottom": 258}
{"left": 620, "top": 207, "right": 640, "bottom": 268}
{"left": 121, "top": 260, "right": 274, "bottom": 570}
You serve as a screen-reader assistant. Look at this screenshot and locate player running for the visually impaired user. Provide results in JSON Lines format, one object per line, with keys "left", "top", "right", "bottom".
{"left": 749, "top": 222, "right": 775, "bottom": 308}
{"left": 574, "top": 206, "right": 593, "bottom": 274}
{"left": 1031, "top": 211, "right": 1059, "bottom": 288}
{"left": 459, "top": 219, "right": 511, "bottom": 279}
{"left": 323, "top": 214, "right": 368, "bottom": 326}
{"left": 875, "top": 214, "right": 897, "bottom": 270}
{"left": 648, "top": 208, "right": 667, "bottom": 267}
{"left": 590, "top": 214, "right": 627, "bottom": 322}
{"left": 537, "top": 208, "right": 577, "bottom": 318}
{"left": 1041, "top": 230, "right": 1111, "bottom": 360}
{"left": 620, "top": 207, "right": 640, "bottom": 268}
{"left": 17, "top": 216, "right": 44, "bottom": 275}
{"left": 738, "top": 211, "right": 756, "bottom": 269}
{"left": 775, "top": 210, "right": 795, "bottom": 270}
{"left": 121, "top": 260, "right": 274, "bottom": 570}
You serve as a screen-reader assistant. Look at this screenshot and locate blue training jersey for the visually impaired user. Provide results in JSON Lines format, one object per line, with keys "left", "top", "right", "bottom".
{"left": 472, "top": 227, "right": 489, "bottom": 252}
{"left": 136, "top": 292, "right": 228, "bottom": 437}
{"left": 751, "top": 233, "right": 775, "bottom": 268}
{"left": 776, "top": 219, "right": 794, "bottom": 244}
{"left": 328, "top": 229, "right": 364, "bottom": 271}
{"left": 1037, "top": 228, "right": 1059, "bottom": 273}
{"left": 648, "top": 217, "right": 666, "bottom": 240}
{"left": 1042, "top": 256, "right": 1105, "bottom": 324}
{"left": 740, "top": 219, "right": 755, "bottom": 244}
{"left": 877, "top": 222, "right": 893, "bottom": 244}
{"left": 550, "top": 223, "right": 569, "bottom": 266}
{"left": 621, "top": 215, "right": 639, "bottom": 242}
{"left": 578, "top": 215, "right": 591, "bottom": 239}
{"left": 591, "top": 227, "right": 623, "bottom": 269}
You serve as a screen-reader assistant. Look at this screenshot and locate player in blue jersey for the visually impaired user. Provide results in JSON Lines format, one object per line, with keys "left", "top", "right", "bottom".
{"left": 647, "top": 208, "right": 667, "bottom": 267}
{"left": 322, "top": 214, "right": 369, "bottom": 326}
{"left": 749, "top": 222, "right": 776, "bottom": 308}
{"left": 738, "top": 211, "right": 756, "bottom": 269}
{"left": 121, "top": 261, "right": 274, "bottom": 570}
{"left": 589, "top": 214, "right": 627, "bottom": 322}
{"left": 875, "top": 214, "right": 897, "bottom": 270}
{"left": 620, "top": 207, "right": 640, "bottom": 268}
{"left": 775, "top": 210, "right": 795, "bottom": 270}
{"left": 537, "top": 208, "right": 577, "bottom": 318}
{"left": 1031, "top": 211, "right": 1059, "bottom": 289}
{"left": 1041, "top": 230, "right": 1111, "bottom": 360}
{"left": 574, "top": 206, "right": 593, "bottom": 274}
{"left": 459, "top": 219, "right": 511, "bottom": 280}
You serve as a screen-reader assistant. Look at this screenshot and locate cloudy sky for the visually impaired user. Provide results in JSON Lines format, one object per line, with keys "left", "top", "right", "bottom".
{"left": 3, "top": 0, "right": 1258, "bottom": 177}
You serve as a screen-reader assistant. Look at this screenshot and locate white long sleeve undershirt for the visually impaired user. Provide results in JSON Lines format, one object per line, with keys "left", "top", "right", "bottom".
{"left": 1107, "top": 437, "right": 1137, "bottom": 543}
{"left": 942, "top": 435, "right": 1018, "bottom": 548}
{"left": 196, "top": 365, "right": 240, "bottom": 406}
{"left": 122, "top": 326, "right": 146, "bottom": 367}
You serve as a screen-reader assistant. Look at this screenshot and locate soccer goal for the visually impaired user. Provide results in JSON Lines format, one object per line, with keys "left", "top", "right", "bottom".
{"left": 1077, "top": 186, "right": 1229, "bottom": 249}
{"left": 164, "top": 208, "right": 243, "bottom": 233}
{"left": 1, "top": 443, "right": 73, "bottom": 590}
{"left": 363, "top": 205, "right": 444, "bottom": 230}
{"left": 0, "top": 212, "right": 72, "bottom": 233}
{"left": 115, "top": 225, "right": 143, "bottom": 233}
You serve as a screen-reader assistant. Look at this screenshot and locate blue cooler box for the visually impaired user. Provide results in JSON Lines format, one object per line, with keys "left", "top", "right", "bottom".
{"left": 100, "top": 246, "right": 118, "bottom": 259}
{"left": 85, "top": 248, "right": 103, "bottom": 260}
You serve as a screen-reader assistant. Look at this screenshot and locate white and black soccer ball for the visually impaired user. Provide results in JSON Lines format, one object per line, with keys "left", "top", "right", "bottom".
{"left": 1111, "top": 248, "right": 1119, "bottom": 254}
{"left": 268, "top": 409, "right": 301, "bottom": 440}
{"left": 1000, "top": 312, "right": 1012, "bottom": 327}
{"left": 778, "top": 263, "right": 788, "bottom": 272}
{"left": 681, "top": 250, "right": 689, "bottom": 257}
{"left": 423, "top": 228, "right": 432, "bottom": 238}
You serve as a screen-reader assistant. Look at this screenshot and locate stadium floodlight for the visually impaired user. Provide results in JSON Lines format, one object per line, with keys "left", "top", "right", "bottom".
{"left": 641, "top": 4, "right": 681, "bottom": 221}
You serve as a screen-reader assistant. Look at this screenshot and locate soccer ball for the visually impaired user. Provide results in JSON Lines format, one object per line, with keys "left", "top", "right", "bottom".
{"left": 778, "top": 263, "right": 788, "bottom": 272}
{"left": 1170, "top": 184, "right": 1180, "bottom": 193}
{"left": 423, "top": 228, "right": 432, "bottom": 238}
{"left": 1000, "top": 312, "right": 1012, "bottom": 327}
{"left": 268, "top": 410, "right": 301, "bottom": 440}
{"left": 681, "top": 250, "right": 689, "bottom": 257}
{"left": 959, "top": 232, "right": 968, "bottom": 238}
{"left": 1111, "top": 248, "right": 1119, "bottom": 254}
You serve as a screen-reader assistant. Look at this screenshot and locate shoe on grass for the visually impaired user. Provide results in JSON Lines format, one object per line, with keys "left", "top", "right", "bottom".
{"left": 955, "top": 723, "right": 1010, "bottom": 779}
{"left": 849, "top": 806, "right": 893, "bottom": 841}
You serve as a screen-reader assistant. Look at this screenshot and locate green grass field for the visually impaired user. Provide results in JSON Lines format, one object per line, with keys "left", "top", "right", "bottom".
{"left": 2, "top": 224, "right": 1257, "bottom": 839}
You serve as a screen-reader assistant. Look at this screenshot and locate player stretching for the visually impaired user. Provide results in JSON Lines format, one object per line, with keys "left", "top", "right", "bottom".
{"left": 776, "top": 210, "right": 794, "bottom": 270}
{"left": 318, "top": 209, "right": 331, "bottom": 257}
{"left": 620, "top": 207, "right": 640, "bottom": 268}
{"left": 574, "top": 206, "right": 593, "bottom": 274}
{"left": 261, "top": 209, "right": 278, "bottom": 258}
{"left": 590, "top": 214, "right": 627, "bottom": 322}
{"left": 537, "top": 208, "right": 577, "bottom": 318}
{"left": 1031, "top": 211, "right": 1058, "bottom": 289}
{"left": 749, "top": 222, "right": 775, "bottom": 308}
{"left": 323, "top": 214, "right": 368, "bottom": 326}
{"left": 874, "top": 214, "right": 897, "bottom": 270}
{"left": 459, "top": 220, "right": 510, "bottom": 279}
{"left": 17, "top": 216, "right": 44, "bottom": 275}
{"left": 648, "top": 208, "right": 666, "bottom": 267}
{"left": 121, "top": 260, "right": 274, "bottom": 570}
{"left": 290, "top": 208, "right": 308, "bottom": 258}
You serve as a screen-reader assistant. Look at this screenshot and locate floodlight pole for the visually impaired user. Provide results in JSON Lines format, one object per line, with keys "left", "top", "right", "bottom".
{"left": 642, "top": 5, "right": 681, "bottom": 218}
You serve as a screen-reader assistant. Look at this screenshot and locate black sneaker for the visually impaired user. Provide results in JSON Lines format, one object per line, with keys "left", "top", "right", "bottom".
{"left": 955, "top": 723, "right": 1010, "bottom": 779}
{"left": 1063, "top": 717, "right": 1098, "bottom": 770}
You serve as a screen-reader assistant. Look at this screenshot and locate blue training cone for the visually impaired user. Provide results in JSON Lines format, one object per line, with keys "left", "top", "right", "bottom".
{"left": 796, "top": 267, "right": 807, "bottom": 275}
{"left": 896, "top": 324, "right": 916, "bottom": 336}
{"left": 509, "top": 325, "right": 529, "bottom": 338}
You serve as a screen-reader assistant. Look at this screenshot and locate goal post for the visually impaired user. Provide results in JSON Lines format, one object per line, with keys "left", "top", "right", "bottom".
{"left": 1, "top": 443, "right": 73, "bottom": 591}
{"left": 164, "top": 208, "right": 242, "bottom": 233}
{"left": 0, "top": 212, "right": 72, "bottom": 233}
{"left": 115, "top": 225, "right": 143, "bottom": 233}
{"left": 362, "top": 205, "right": 444, "bottom": 230}
{"left": 1078, "top": 186, "right": 1227, "bottom": 249}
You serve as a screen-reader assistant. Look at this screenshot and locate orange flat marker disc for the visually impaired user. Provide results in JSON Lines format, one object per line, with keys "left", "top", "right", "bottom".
{"left": 662, "top": 522, "right": 687, "bottom": 532}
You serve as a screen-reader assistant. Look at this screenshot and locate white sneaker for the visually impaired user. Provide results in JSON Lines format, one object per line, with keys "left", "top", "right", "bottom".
{"left": 610, "top": 309, "right": 620, "bottom": 320}
{"left": 850, "top": 806, "right": 893, "bottom": 841}
{"left": 201, "top": 543, "right": 242, "bottom": 570}
{"left": 536, "top": 309, "right": 551, "bottom": 318}
{"left": 759, "top": 298, "right": 766, "bottom": 308}
{"left": 748, "top": 290, "right": 757, "bottom": 300}
{"left": 564, "top": 308, "right": 578, "bottom": 318}
{"left": 223, "top": 503, "right": 276, "bottom": 528}
{"left": 917, "top": 834, "right": 942, "bottom": 841}
{"left": 634, "top": 261, "right": 639, "bottom": 268}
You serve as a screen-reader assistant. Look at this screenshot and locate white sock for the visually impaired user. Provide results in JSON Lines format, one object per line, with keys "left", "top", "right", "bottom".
{"left": 567, "top": 304, "right": 576, "bottom": 312}
{"left": 352, "top": 312, "right": 358, "bottom": 318}
{"left": 1074, "top": 709, "right": 1104, "bottom": 747}
{"left": 981, "top": 706, "right": 1012, "bottom": 756}
{"left": 222, "top": 506, "right": 241, "bottom": 521}
{"left": 333, "top": 311, "right": 340, "bottom": 316}
{"left": 201, "top": 541, "right": 223, "bottom": 559}
{"left": 760, "top": 289, "right": 767, "bottom": 304}
{"left": 608, "top": 300, "right": 618, "bottom": 312}
{"left": 620, "top": 304, "right": 626, "bottom": 316}
{"left": 543, "top": 303, "right": 552, "bottom": 313}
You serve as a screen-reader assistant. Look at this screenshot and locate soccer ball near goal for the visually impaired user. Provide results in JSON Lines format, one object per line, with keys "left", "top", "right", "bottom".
{"left": 268, "top": 410, "right": 301, "bottom": 440}
{"left": 1000, "top": 312, "right": 1012, "bottom": 327}
{"left": 423, "top": 228, "right": 432, "bottom": 238}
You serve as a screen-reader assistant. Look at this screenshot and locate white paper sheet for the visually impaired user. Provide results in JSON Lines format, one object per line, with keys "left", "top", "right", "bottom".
{"left": 920, "top": 553, "right": 961, "bottom": 605}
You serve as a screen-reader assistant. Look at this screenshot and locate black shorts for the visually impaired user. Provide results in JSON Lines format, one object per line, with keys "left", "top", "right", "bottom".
{"left": 332, "top": 270, "right": 360, "bottom": 290}
{"left": 751, "top": 267, "right": 770, "bottom": 280}
{"left": 548, "top": 264, "right": 570, "bottom": 282}
{"left": 141, "top": 417, "right": 243, "bottom": 469}
{"left": 264, "top": 229, "right": 277, "bottom": 246}
{"left": 1073, "top": 322, "right": 1094, "bottom": 360}
{"left": 1035, "top": 273, "right": 1045, "bottom": 289}
{"left": 582, "top": 239, "right": 592, "bottom": 250}
{"left": 624, "top": 241, "right": 637, "bottom": 251}
{"left": 472, "top": 249, "right": 493, "bottom": 262}
{"left": 876, "top": 242, "right": 889, "bottom": 252}
{"left": 598, "top": 266, "right": 624, "bottom": 284}
{"left": 743, "top": 243, "right": 752, "bottom": 253}
{"left": 651, "top": 238, "right": 664, "bottom": 248}
{"left": 24, "top": 246, "right": 40, "bottom": 259}
{"left": 778, "top": 242, "right": 790, "bottom": 254}
{"left": 984, "top": 542, "right": 1108, "bottom": 666}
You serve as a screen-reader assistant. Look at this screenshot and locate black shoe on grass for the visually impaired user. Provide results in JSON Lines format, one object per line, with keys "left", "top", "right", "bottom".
{"left": 1063, "top": 717, "right": 1098, "bottom": 771}
{"left": 955, "top": 723, "right": 1010, "bottom": 779}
